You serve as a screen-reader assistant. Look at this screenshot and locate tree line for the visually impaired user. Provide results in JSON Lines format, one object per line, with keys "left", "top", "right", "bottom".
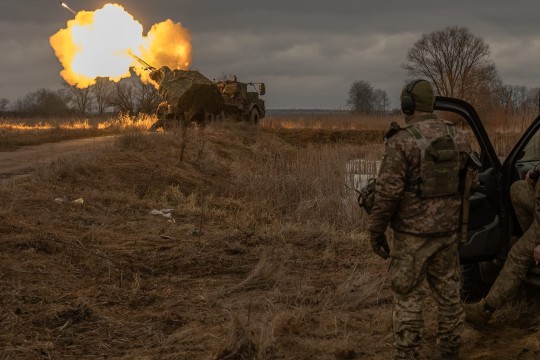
{"left": 1, "top": 25, "right": 538, "bottom": 119}
{"left": 348, "top": 26, "right": 539, "bottom": 118}
{"left": 0, "top": 71, "right": 161, "bottom": 118}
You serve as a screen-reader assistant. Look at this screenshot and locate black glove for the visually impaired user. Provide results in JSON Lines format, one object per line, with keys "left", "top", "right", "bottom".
{"left": 370, "top": 233, "right": 390, "bottom": 259}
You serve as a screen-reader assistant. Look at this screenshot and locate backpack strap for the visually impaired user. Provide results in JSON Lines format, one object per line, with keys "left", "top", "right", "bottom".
{"left": 403, "top": 124, "right": 427, "bottom": 194}
{"left": 404, "top": 124, "right": 430, "bottom": 150}
{"left": 444, "top": 121, "right": 456, "bottom": 138}
{"left": 405, "top": 124, "right": 423, "bottom": 140}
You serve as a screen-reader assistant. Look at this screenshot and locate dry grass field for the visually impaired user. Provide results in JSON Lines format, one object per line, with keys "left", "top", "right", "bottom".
{"left": 0, "top": 114, "right": 155, "bottom": 151}
{"left": 0, "top": 113, "right": 538, "bottom": 359}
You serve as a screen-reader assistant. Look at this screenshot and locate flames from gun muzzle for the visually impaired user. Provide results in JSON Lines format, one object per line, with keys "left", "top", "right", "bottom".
{"left": 50, "top": 3, "right": 191, "bottom": 88}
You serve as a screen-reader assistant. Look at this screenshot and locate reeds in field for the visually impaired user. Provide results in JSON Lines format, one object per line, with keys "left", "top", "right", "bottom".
{"left": 222, "top": 134, "right": 375, "bottom": 231}
{"left": 482, "top": 112, "right": 535, "bottom": 157}
{"left": 261, "top": 112, "right": 399, "bottom": 130}
{"left": 0, "top": 113, "right": 157, "bottom": 150}
{"left": 3, "top": 108, "right": 535, "bottom": 155}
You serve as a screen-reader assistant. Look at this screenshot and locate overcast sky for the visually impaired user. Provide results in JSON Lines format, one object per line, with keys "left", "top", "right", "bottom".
{"left": 1, "top": 0, "right": 540, "bottom": 109}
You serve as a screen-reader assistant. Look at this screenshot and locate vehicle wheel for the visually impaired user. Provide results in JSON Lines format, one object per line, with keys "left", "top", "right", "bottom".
{"left": 249, "top": 109, "right": 260, "bottom": 124}
{"left": 460, "top": 263, "right": 489, "bottom": 303}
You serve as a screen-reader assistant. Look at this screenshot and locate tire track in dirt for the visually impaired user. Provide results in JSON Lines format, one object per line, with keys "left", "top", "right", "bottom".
{"left": 0, "top": 136, "right": 116, "bottom": 180}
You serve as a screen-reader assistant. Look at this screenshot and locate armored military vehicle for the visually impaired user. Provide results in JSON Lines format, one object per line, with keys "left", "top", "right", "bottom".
{"left": 148, "top": 66, "right": 224, "bottom": 130}
{"left": 147, "top": 65, "right": 266, "bottom": 130}
{"left": 215, "top": 77, "right": 266, "bottom": 124}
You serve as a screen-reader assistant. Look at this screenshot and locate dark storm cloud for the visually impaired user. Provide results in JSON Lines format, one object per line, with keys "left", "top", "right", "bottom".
{"left": 1, "top": 0, "right": 540, "bottom": 108}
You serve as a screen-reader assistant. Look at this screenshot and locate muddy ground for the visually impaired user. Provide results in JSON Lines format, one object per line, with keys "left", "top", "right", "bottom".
{"left": 0, "top": 123, "right": 538, "bottom": 359}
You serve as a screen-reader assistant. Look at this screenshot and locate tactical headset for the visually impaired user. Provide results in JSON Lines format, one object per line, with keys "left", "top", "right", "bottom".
{"left": 400, "top": 79, "right": 425, "bottom": 115}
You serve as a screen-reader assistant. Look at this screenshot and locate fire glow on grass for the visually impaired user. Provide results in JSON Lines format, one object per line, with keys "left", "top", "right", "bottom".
{"left": 50, "top": 3, "right": 192, "bottom": 88}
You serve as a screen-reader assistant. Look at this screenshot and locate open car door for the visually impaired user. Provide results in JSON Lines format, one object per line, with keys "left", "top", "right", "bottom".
{"left": 435, "top": 97, "right": 506, "bottom": 301}
{"left": 435, "top": 96, "right": 540, "bottom": 298}
{"left": 434, "top": 97, "right": 504, "bottom": 262}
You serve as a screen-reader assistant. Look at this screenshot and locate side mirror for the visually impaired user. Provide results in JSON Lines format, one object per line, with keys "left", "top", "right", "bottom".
{"left": 259, "top": 83, "right": 266, "bottom": 96}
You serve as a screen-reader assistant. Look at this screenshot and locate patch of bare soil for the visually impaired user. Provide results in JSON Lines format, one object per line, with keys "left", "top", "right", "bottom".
{"left": 0, "top": 122, "right": 537, "bottom": 359}
{"left": 0, "top": 136, "right": 116, "bottom": 180}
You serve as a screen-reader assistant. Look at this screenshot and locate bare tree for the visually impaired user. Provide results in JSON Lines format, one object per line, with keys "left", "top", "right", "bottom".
{"left": 494, "top": 84, "right": 539, "bottom": 118}
{"left": 92, "top": 77, "right": 114, "bottom": 115}
{"left": 373, "top": 89, "right": 390, "bottom": 112}
{"left": 134, "top": 79, "right": 161, "bottom": 114}
{"left": 109, "top": 81, "right": 136, "bottom": 114}
{"left": 402, "top": 26, "right": 498, "bottom": 103}
{"left": 0, "top": 98, "right": 9, "bottom": 113}
{"left": 347, "top": 80, "right": 389, "bottom": 114}
{"left": 14, "top": 88, "right": 70, "bottom": 117}
{"left": 63, "top": 83, "right": 94, "bottom": 116}
{"left": 347, "top": 80, "right": 375, "bottom": 114}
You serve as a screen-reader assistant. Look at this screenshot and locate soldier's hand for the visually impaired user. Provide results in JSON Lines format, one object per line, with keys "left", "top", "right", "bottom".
{"left": 525, "top": 170, "right": 534, "bottom": 186}
{"left": 525, "top": 170, "right": 539, "bottom": 186}
{"left": 370, "top": 233, "right": 390, "bottom": 259}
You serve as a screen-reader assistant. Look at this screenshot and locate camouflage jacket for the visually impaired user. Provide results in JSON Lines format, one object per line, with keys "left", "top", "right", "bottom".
{"left": 368, "top": 113, "right": 472, "bottom": 237}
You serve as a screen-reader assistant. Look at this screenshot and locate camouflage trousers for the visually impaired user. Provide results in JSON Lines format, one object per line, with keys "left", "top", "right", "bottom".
{"left": 390, "top": 231, "right": 464, "bottom": 359}
{"left": 485, "top": 180, "right": 540, "bottom": 308}
{"left": 512, "top": 180, "right": 535, "bottom": 232}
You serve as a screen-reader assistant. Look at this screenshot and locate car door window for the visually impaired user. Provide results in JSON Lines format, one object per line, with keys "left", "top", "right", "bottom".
{"left": 511, "top": 121, "right": 540, "bottom": 181}
{"left": 519, "top": 130, "right": 540, "bottom": 162}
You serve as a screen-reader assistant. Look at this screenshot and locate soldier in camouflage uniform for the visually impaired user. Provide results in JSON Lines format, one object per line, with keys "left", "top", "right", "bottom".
{"left": 368, "top": 79, "right": 472, "bottom": 360}
{"left": 464, "top": 167, "right": 540, "bottom": 326}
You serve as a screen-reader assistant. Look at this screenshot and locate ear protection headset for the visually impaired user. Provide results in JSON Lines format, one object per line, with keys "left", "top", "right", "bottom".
{"left": 400, "top": 79, "right": 425, "bottom": 115}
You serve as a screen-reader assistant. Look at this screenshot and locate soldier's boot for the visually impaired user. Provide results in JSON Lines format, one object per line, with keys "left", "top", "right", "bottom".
{"left": 463, "top": 300, "right": 494, "bottom": 328}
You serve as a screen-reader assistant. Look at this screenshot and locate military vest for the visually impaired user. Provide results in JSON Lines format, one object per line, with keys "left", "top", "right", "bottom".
{"left": 405, "top": 121, "right": 460, "bottom": 198}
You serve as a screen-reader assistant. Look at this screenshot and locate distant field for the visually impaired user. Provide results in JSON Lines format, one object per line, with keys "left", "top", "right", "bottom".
{"left": 263, "top": 111, "right": 396, "bottom": 130}
{"left": 0, "top": 109, "right": 535, "bottom": 157}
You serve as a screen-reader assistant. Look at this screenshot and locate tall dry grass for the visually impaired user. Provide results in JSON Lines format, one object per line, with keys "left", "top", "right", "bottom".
{"left": 3, "top": 108, "right": 535, "bottom": 155}
{"left": 1, "top": 113, "right": 538, "bottom": 359}
{"left": 0, "top": 113, "right": 156, "bottom": 150}
{"left": 261, "top": 112, "right": 398, "bottom": 130}
{"left": 481, "top": 110, "right": 537, "bottom": 157}
{"left": 263, "top": 109, "right": 539, "bottom": 157}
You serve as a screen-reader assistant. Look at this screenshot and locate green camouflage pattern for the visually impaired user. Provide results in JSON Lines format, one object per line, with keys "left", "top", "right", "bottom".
{"left": 391, "top": 232, "right": 464, "bottom": 357}
{"left": 405, "top": 122, "right": 460, "bottom": 198}
{"left": 150, "top": 66, "right": 224, "bottom": 122}
{"left": 511, "top": 179, "right": 535, "bottom": 232}
{"left": 368, "top": 114, "right": 471, "bottom": 237}
{"left": 368, "top": 113, "right": 471, "bottom": 359}
{"left": 485, "top": 179, "right": 540, "bottom": 308}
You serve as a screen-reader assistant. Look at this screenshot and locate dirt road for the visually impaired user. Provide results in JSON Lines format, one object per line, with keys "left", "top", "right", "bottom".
{"left": 0, "top": 136, "right": 115, "bottom": 180}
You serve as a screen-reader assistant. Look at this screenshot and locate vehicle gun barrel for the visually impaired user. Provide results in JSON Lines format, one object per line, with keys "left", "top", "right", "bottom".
{"left": 128, "top": 52, "right": 156, "bottom": 71}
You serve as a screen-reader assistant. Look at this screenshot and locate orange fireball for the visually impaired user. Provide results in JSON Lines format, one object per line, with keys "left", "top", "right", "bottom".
{"left": 50, "top": 3, "right": 192, "bottom": 88}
